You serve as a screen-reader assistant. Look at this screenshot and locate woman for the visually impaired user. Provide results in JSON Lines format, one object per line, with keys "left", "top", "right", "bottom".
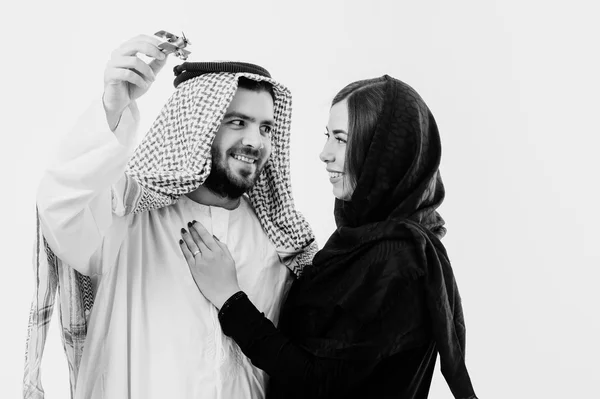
{"left": 179, "top": 75, "right": 477, "bottom": 399}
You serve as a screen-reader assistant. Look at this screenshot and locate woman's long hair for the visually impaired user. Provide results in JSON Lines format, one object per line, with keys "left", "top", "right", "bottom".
{"left": 332, "top": 77, "right": 387, "bottom": 192}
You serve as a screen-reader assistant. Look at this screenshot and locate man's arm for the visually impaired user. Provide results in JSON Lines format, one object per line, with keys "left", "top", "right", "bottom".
{"left": 37, "top": 34, "right": 169, "bottom": 274}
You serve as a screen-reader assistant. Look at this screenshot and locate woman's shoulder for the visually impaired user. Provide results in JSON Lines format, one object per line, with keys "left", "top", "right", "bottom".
{"left": 364, "top": 240, "right": 426, "bottom": 281}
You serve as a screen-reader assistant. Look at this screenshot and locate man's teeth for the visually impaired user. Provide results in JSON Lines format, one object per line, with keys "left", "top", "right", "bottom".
{"left": 329, "top": 172, "right": 343, "bottom": 179}
{"left": 232, "top": 154, "right": 256, "bottom": 164}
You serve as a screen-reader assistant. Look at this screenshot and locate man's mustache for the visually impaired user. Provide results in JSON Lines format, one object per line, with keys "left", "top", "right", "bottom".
{"left": 228, "top": 147, "right": 262, "bottom": 159}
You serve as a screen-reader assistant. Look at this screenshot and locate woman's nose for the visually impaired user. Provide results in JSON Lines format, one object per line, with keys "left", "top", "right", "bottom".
{"left": 319, "top": 141, "right": 334, "bottom": 163}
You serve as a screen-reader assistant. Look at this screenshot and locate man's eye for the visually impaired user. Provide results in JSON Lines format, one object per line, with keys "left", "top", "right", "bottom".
{"left": 230, "top": 120, "right": 245, "bottom": 127}
{"left": 261, "top": 126, "right": 273, "bottom": 135}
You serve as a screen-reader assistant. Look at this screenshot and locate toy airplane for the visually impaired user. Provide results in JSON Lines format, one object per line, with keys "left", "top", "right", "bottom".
{"left": 155, "top": 30, "right": 191, "bottom": 60}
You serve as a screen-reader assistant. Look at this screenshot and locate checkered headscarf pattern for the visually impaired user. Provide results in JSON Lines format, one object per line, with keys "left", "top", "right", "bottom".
{"left": 125, "top": 72, "right": 316, "bottom": 275}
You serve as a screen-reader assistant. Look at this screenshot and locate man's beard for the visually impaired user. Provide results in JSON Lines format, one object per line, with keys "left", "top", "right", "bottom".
{"left": 203, "top": 146, "right": 264, "bottom": 199}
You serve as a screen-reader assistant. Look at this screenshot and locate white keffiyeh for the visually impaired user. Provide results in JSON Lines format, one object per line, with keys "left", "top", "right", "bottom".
{"left": 124, "top": 72, "right": 316, "bottom": 273}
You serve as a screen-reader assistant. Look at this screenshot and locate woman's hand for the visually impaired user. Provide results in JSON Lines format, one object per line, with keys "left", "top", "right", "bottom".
{"left": 179, "top": 220, "right": 241, "bottom": 309}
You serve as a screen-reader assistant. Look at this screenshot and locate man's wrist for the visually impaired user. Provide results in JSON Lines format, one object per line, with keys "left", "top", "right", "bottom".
{"left": 102, "top": 95, "right": 128, "bottom": 131}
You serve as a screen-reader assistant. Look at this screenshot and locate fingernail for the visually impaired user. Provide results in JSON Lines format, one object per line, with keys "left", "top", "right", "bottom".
{"left": 181, "top": 228, "right": 186, "bottom": 234}
{"left": 179, "top": 239, "right": 183, "bottom": 244}
{"left": 187, "top": 222, "right": 192, "bottom": 227}
{"left": 192, "top": 220, "right": 197, "bottom": 224}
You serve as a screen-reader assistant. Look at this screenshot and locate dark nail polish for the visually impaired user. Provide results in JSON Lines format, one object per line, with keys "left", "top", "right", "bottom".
{"left": 181, "top": 228, "right": 186, "bottom": 234}
{"left": 187, "top": 222, "right": 192, "bottom": 227}
{"left": 179, "top": 239, "right": 183, "bottom": 244}
{"left": 192, "top": 220, "right": 197, "bottom": 224}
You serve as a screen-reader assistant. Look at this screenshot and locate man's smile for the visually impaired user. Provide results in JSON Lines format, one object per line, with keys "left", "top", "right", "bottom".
{"left": 231, "top": 154, "right": 257, "bottom": 164}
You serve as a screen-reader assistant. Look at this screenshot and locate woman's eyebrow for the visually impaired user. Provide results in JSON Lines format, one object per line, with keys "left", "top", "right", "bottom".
{"left": 325, "top": 126, "right": 348, "bottom": 134}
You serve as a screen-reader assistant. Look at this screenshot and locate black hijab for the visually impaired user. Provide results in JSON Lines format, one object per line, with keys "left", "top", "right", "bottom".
{"left": 279, "top": 75, "right": 475, "bottom": 398}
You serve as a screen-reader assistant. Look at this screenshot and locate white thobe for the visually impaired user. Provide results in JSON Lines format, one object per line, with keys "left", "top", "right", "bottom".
{"left": 37, "top": 100, "right": 292, "bottom": 399}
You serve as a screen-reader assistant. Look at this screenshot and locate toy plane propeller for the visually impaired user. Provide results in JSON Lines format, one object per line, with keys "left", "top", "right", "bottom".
{"left": 155, "top": 30, "right": 192, "bottom": 60}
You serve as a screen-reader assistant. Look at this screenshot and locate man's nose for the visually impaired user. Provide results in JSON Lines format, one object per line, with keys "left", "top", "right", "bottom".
{"left": 241, "top": 126, "right": 262, "bottom": 148}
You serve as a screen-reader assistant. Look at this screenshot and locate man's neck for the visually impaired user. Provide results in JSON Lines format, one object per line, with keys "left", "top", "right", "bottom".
{"left": 185, "top": 185, "right": 241, "bottom": 210}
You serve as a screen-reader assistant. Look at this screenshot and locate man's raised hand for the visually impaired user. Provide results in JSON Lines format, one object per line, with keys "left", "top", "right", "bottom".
{"left": 103, "top": 34, "right": 168, "bottom": 129}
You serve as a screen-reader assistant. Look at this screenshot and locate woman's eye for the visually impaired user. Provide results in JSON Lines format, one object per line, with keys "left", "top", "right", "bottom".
{"left": 325, "top": 131, "right": 345, "bottom": 144}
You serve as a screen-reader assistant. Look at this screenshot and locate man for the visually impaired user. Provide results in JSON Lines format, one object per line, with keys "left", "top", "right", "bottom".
{"left": 23, "top": 34, "right": 316, "bottom": 399}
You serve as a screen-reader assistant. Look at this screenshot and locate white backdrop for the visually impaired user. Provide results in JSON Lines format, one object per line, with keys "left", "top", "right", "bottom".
{"left": 2, "top": 1, "right": 598, "bottom": 398}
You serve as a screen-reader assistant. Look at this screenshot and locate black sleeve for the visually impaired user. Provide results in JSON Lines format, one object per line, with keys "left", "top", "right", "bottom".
{"left": 218, "top": 292, "right": 378, "bottom": 399}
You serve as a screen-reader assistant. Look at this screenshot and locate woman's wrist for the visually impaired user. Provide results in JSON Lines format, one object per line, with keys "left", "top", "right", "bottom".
{"left": 212, "top": 286, "right": 243, "bottom": 310}
{"left": 218, "top": 290, "right": 246, "bottom": 316}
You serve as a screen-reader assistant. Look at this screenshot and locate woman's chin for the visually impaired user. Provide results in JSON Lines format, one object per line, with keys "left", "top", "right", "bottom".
{"left": 332, "top": 191, "right": 352, "bottom": 202}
